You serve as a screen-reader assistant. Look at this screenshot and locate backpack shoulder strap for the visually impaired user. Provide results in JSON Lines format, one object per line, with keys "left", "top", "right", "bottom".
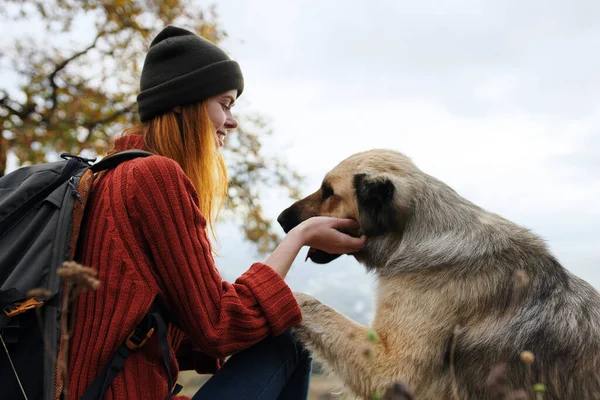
{"left": 80, "top": 303, "right": 182, "bottom": 400}
{"left": 90, "top": 150, "right": 153, "bottom": 173}
{"left": 54, "top": 149, "right": 155, "bottom": 399}
{"left": 69, "top": 149, "right": 153, "bottom": 259}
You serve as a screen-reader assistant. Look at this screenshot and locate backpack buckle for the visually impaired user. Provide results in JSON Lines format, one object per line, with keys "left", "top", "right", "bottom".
{"left": 60, "top": 153, "right": 97, "bottom": 165}
{"left": 3, "top": 297, "right": 45, "bottom": 317}
{"left": 125, "top": 326, "right": 155, "bottom": 350}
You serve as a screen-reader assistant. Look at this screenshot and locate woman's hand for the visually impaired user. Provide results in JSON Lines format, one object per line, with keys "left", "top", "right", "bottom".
{"left": 294, "top": 216, "right": 366, "bottom": 255}
{"left": 264, "top": 216, "right": 366, "bottom": 279}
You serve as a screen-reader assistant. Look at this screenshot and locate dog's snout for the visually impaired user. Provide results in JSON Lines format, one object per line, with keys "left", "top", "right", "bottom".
{"left": 277, "top": 207, "right": 300, "bottom": 234}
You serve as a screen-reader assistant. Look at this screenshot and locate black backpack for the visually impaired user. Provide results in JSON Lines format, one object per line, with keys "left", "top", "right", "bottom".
{"left": 0, "top": 151, "right": 181, "bottom": 400}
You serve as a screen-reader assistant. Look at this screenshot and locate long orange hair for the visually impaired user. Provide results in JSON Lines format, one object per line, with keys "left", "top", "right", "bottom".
{"left": 121, "top": 102, "right": 228, "bottom": 238}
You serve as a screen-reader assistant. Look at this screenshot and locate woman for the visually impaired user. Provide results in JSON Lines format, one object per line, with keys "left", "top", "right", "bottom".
{"left": 67, "top": 25, "right": 366, "bottom": 400}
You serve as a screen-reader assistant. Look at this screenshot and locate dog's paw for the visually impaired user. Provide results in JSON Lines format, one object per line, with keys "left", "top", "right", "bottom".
{"left": 294, "top": 292, "right": 320, "bottom": 309}
{"left": 290, "top": 324, "right": 310, "bottom": 343}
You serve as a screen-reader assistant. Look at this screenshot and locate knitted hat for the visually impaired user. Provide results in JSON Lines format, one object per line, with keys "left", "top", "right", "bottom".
{"left": 137, "top": 25, "right": 244, "bottom": 122}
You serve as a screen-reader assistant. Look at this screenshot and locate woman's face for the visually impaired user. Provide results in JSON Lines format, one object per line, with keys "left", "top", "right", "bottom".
{"left": 206, "top": 89, "right": 238, "bottom": 148}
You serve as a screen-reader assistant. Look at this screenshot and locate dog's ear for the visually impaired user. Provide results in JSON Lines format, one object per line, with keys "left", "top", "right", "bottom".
{"left": 353, "top": 173, "right": 407, "bottom": 237}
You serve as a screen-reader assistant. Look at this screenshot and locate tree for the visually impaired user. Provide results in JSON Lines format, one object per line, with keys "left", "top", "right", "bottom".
{"left": 0, "top": 0, "right": 302, "bottom": 253}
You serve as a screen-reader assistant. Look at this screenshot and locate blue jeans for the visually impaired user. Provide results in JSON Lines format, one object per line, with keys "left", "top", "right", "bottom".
{"left": 192, "top": 330, "right": 312, "bottom": 400}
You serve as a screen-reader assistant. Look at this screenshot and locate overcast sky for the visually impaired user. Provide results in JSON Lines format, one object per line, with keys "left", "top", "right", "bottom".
{"left": 2, "top": 0, "right": 599, "bottom": 323}
{"left": 210, "top": 0, "right": 600, "bottom": 318}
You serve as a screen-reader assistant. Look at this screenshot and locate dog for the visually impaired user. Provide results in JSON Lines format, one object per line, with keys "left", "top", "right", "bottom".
{"left": 278, "top": 149, "right": 600, "bottom": 399}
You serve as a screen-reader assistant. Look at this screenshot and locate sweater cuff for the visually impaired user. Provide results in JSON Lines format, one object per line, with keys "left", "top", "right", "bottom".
{"left": 236, "top": 263, "right": 302, "bottom": 336}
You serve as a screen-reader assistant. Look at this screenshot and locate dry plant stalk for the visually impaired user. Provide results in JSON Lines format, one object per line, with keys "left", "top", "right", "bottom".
{"left": 361, "top": 329, "right": 415, "bottom": 400}
{"left": 481, "top": 271, "right": 545, "bottom": 399}
{"left": 450, "top": 325, "right": 462, "bottom": 400}
{"left": 55, "top": 261, "right": 100, "bottom": 398}
{"left": 508, "top": 270, "right": 530, "bottom": 314}
{"left": 57, "top": 261, "right": 100, "bottom": 296}
{"left": 485, "top": 363, "right": 509, "bottom": 396}
{"left": 27, "top": 288, "right": 53, "bottom": 299}
{"left": 26, "top": 288, "right": 57, "bottom": 367}
{"left": 383, "top": 382, "right": 415, "bottom": 400}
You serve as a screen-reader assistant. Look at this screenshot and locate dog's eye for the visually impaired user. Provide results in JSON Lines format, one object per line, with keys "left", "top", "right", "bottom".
{"left": 322, "top": 184, "right": 334, "bottom": 200}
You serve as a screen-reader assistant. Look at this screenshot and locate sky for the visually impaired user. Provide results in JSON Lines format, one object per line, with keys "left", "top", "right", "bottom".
{"left": 2, "top": 0, "right": 599, "bottom": 324}
{"left": 210, "top": 0, "right": 600, "bottom": 322}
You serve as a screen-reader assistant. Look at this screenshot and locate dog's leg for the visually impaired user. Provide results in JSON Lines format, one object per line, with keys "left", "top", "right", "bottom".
{"left": 294, "top": 292, "right": 422, "bottom": 399}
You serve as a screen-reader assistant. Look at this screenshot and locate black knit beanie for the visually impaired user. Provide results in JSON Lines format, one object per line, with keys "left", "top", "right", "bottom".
{"left": 137, "top": 25, "right": 244, "bottom": 122}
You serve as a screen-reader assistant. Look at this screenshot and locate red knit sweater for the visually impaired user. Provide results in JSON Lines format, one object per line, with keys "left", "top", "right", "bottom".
{"left": 67, "top": 134, "right": 302, "bottom": 399}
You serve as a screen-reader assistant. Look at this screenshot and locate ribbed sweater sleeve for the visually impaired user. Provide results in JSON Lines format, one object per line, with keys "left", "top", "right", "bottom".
{"left": 124, "top": 155, "right": 301, "bottom": 357}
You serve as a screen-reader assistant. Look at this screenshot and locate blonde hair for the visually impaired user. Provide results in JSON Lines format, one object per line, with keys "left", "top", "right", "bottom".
{"left": 122, "top": 102, "right": 227, "bottom": 238}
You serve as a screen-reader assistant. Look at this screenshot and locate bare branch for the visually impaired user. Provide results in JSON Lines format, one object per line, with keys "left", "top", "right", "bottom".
{"left": 48, "top": 31, "right": 104, "bottom": 110}
{"left": 0, "top": 93, "right": 33, "bottom": 119}
{"left": 0, "top": 136, "right": 7, "bottom": 177}
{"left": 0, "top": 95, "right": 22, "bottom": 118}
{"left": 1, "top": 2, "right": 300, "bottom": 250}
{"left": 82, "top": 103, "right": 135, "bottom": 142}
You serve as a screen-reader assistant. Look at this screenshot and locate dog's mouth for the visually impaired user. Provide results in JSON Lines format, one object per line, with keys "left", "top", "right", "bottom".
{"left": 305, "top": 226, "right": 362, "bottom": 264}
{"left": 305, "top": 248, "right": 342, "bottom": 264}
{"left": 278, "top": 206, "right": 362, "bottom": 264}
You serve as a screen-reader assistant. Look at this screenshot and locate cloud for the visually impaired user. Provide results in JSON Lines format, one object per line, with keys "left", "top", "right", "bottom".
{"left": 221, "top": 0, "right": 600, "bottom": 119}
{"left": 212, "top": 0, "right": 600, "bottom": 294}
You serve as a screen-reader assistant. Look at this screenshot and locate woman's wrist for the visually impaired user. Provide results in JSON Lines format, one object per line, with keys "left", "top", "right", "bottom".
{"left": 264, "top": 226, "right": 306, "bottom": 278}
{"left": 289, "top": 219, "right": 312, "bottom": 247}
{"left": 283, "top": 225, "right": 307, "bottom": 252}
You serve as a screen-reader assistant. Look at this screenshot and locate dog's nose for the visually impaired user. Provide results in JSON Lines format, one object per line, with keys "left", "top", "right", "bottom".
{"left": 277, "top": 207, "right": 300, "bottom": 234}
